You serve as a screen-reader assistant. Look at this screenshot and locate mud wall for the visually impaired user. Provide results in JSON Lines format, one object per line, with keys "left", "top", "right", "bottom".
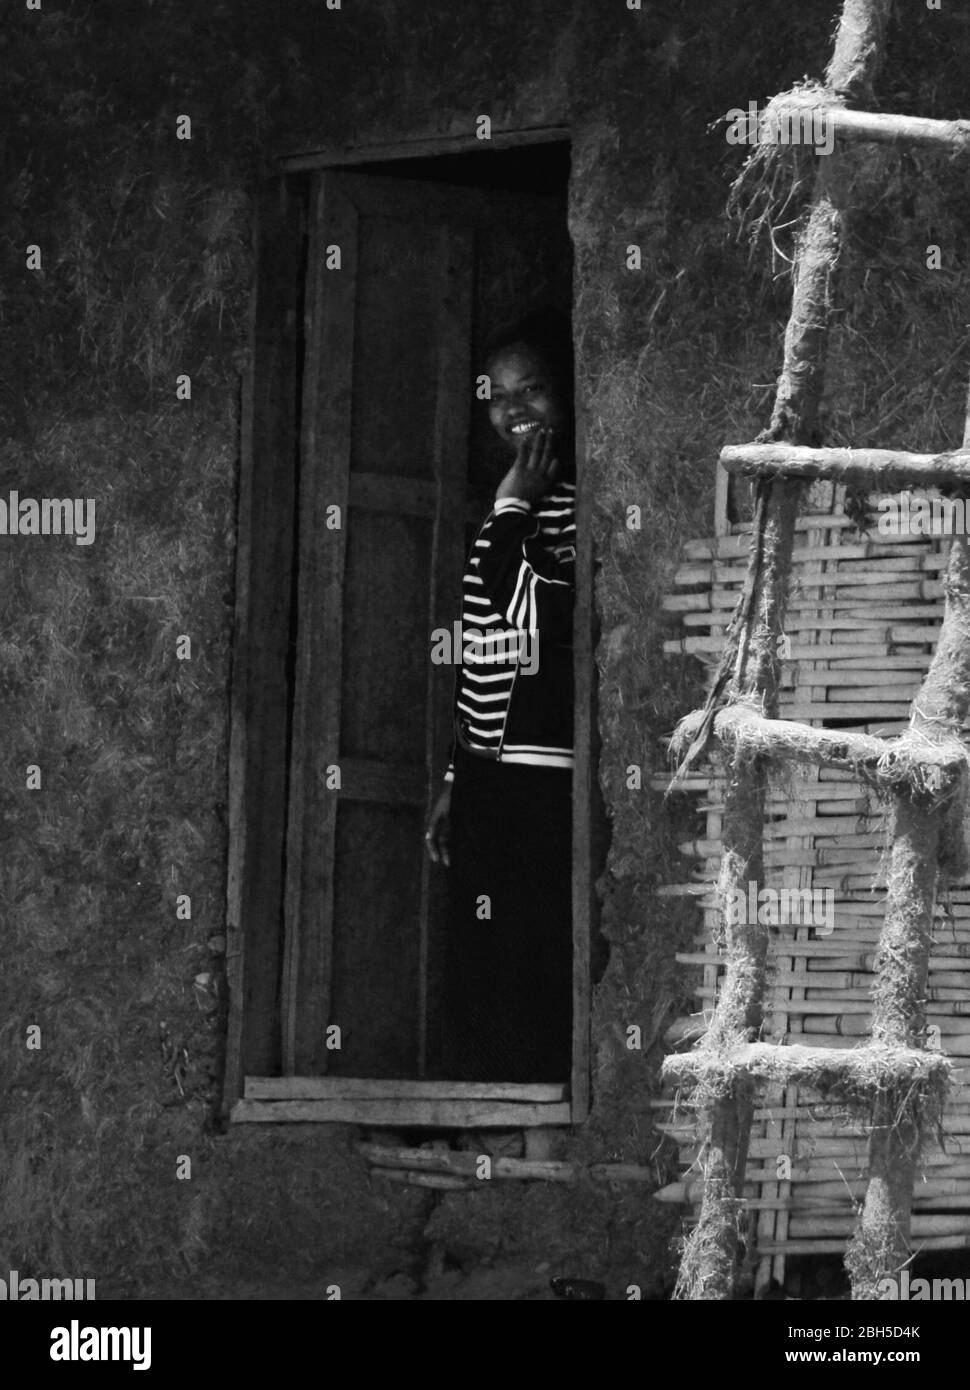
{"left": 2, "top": 0, "right": 968, "bottom": 1298}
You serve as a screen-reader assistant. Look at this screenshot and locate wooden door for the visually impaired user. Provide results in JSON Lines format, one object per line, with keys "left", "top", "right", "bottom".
{"left": 280, "top": 168, "right": 571, "bottom": 1081}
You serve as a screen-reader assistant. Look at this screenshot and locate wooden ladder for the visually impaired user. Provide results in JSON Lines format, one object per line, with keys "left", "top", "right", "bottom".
{"left": 664, "top": 0, "right": 970, "bottom": 1300}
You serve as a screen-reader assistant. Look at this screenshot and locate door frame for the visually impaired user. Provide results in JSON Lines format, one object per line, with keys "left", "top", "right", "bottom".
{"left": 224, "top": 127, "right": 600, "bottom": 1126}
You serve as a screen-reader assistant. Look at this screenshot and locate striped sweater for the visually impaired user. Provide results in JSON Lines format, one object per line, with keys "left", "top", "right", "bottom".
{"left": 444, "top": 482, "right": 576, "bottom": 780}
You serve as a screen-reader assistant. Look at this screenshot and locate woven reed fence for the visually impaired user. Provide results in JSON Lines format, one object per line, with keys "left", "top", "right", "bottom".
{"left": 656, "top": 480, "right": 970, "bottom": 1286}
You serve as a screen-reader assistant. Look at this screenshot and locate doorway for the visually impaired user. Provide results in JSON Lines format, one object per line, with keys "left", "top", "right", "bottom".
{"left": 226, "top": 137, "right": 598, "bottom": 1127}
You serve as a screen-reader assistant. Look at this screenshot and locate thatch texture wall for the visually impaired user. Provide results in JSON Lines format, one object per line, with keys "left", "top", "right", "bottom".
{"left": 2, "top": 0, "right": 969, "bottom": 1297}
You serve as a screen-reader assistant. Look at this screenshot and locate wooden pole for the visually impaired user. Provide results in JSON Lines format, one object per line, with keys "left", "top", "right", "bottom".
{"left": 669, "top": 1, "right": 896, "bottom": 1301}
{"left": 846, "top": 496, "right": 970, "bottom": 1296}
{"left": 720, "top": 443, "right": 970, "bottom": 490}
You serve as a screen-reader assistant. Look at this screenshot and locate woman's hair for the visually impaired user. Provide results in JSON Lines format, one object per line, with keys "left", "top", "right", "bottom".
{"left": 482, "top": 306, "right": 574, "bottom": 393}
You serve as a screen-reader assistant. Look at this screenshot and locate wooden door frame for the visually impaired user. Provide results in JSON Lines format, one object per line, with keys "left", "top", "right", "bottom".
{"left": 224, "top": 127, "right": 601, "bottom": 1126}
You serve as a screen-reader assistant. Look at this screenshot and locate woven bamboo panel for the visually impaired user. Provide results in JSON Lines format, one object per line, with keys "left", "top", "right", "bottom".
{"left": 657, "top": 482, "right": 970, "bottom": 1289}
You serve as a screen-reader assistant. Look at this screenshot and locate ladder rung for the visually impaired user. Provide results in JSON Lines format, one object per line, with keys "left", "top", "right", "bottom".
{"left": 676, "top": 703, "right": 967, "bottom": 789}
{"left": 662, "top": 1041, "right": 950, "bottom": 1092}
{"left": 720, "top": 443, "right": 970, "bottom": 491}
{"left": 766, "top": 105, "right": 970, "bottom": 152}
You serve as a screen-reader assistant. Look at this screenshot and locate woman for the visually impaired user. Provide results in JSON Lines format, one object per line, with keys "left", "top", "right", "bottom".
{"left": 425, "top": 309, "right": 576, "bottom": 1083}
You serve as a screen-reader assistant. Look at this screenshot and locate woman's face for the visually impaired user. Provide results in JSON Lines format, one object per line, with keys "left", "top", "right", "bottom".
{"left": 486, "top": 343, "right": 570, "bottom": 454}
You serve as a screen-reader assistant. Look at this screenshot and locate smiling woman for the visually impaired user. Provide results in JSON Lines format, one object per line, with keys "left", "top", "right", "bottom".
{"left": 425, "top": 309, "right": 577, "bottom": 1083}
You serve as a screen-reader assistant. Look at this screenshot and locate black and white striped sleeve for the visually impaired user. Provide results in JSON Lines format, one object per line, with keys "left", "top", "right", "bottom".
{"left": 474, "top": 497, "right": 575, "bottom": 642}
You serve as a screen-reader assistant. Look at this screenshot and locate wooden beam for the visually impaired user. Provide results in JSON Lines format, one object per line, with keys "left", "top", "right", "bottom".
{"left": 678, "top": 702, "right": 966, "bottom": 787}
{"left": 358, "top": 1143, "right": 655, "bottom": 1184}
{"left": 230, "top": 1098, "right": 572, "bottom": 1127}
{"left": 812, "top": 107, "right": 970, "bottom": 151}
{"left": 244, "top": 1076, "right": 566, "bottom": 1102}
{"left": 279, "top": 126, "right": 571, "bottom": 173}
{"left": 720, "top": 443, "right": 970, "bottom": 490}
{"left": 419, "top": 223, "right": 475, "bottom": 1077}
{"left": 571, "top": 362, "right": 596, "bottom": 1123}
{"left": 223, "top": 175, "right": 304, "bottom": 1109}
{"left": 280, "top": 172, "right": 358, "bottom": 1074}
{"left": 663, "top": 1041, "right": 950, "bottom": 1090}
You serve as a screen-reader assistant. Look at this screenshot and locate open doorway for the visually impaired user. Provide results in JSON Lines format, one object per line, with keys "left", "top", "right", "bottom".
{"left": 227, "top": 137, "right": 599, "bottom": 1127}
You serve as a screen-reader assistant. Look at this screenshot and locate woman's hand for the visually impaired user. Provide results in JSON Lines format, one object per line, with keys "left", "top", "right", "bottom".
{"left": 425, "top": 783, "right": 452, "bottom": 866}
{"left": 495, "top": 427, "right": 560, "bottom": 504}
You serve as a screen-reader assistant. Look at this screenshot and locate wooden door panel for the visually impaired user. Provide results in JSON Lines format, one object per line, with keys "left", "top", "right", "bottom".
{"left": 281, "top": 174, "right": 357, "bottom": 1074}
{"left": 328, "top": 801, "right": 424, "bottom": 1076}
{"left": 284, "top": 167, "right": 573, "bottom": 1082}
{"left": 339, "top": 510, "right": 432, "bottom": 765}
{"left": 224, "top": 175, "right": 305, "bottom": 1095}
{"left": 351, "top": 214, "right": 446, "bottom": 479}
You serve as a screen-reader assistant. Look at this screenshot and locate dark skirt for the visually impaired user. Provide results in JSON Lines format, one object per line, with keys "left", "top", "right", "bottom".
{"left": 439, "top": 746, "right": 573, "bottom": 1083}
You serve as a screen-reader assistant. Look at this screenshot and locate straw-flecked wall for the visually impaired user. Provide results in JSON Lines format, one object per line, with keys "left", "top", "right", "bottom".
{"left": 2, "top": 0, "right": 968, "bottom": 1297}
